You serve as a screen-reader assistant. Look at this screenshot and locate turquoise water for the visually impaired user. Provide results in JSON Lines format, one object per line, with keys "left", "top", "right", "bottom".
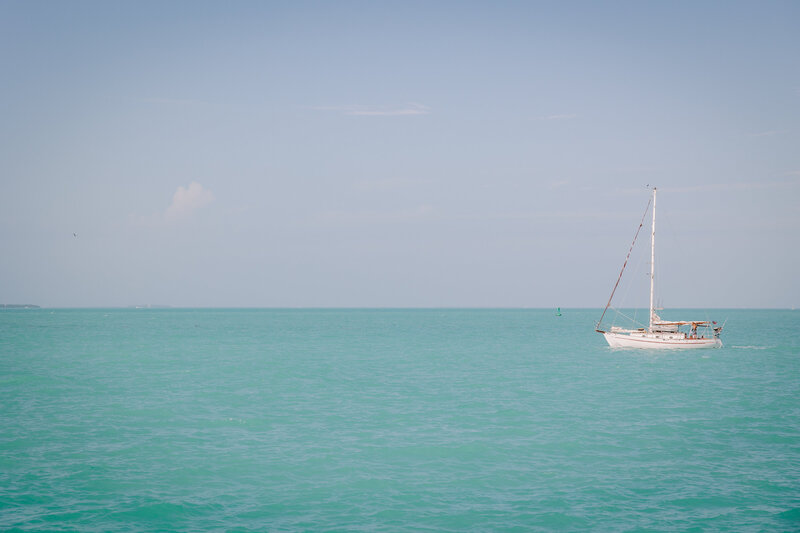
{"left": 1, "top": 308, "right": 799, "bottom": 531}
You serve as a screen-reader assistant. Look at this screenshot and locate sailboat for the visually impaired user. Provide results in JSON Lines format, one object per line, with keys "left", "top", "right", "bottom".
{"left": 596, "top": 187, "right": 723, "bottom": 349}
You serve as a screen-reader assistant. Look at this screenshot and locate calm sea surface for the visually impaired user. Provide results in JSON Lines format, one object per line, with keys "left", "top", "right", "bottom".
{"left": 1, "top": 309, "right": 799, "bottom": 531}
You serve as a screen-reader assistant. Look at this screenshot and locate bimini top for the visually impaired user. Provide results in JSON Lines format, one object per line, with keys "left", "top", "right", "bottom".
{"left": 652, "top": 320, "right": 715, "bottom": 327}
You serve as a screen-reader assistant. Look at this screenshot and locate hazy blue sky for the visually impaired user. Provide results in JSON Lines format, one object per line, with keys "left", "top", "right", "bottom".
{"left": 2, "top": 1, "right": 798, "bottom": 308}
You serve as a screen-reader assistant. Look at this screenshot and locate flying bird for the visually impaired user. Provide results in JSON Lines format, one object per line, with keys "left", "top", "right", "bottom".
{"left": 73, "top": 233, "right": 77, "bottom": 238}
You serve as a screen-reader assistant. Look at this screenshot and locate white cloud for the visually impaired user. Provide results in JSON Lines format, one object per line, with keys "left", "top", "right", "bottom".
{"left": 142, "top": 97, "right": 208, "bottom": 106}
{"left": 313, "top": 103, "right": 430, "bottom": 116}
{"left": 318, "top": 204, "right": 436, "bottom": 224}
{"left": 655, "top": 179, "right": 799, "bottom": 194}
{"left": 354, "top": 177, "right": 429, "bottom": 191}
{"left": 547, "top": 179, "right": 570, "bottom": 190}
{"left": 164, "top": 182, "right": 215, "bottom": 221}
{"left": 538, "top": 113, "right": 577, "bottom": 121}
{"left": 130, "top": 182, "right": 215, "bottom": 227}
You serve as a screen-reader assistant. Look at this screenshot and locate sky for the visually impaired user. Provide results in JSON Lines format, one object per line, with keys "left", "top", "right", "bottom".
{"left": 1, "top": 1, "right": 798, "bottom": 308}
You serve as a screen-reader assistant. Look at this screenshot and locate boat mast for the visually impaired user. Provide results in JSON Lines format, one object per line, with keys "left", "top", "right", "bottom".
{"left": 649, "top": 187, "right": 657, "bottom": 330}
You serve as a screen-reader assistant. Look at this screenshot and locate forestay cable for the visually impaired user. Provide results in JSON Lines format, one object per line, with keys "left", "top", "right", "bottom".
{"left": 596, "top": 196, "right": 652, "bottom": 331}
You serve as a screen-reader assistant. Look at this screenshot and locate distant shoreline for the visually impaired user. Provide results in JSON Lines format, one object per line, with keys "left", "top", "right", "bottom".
{"left": 0, "top": 304, "right": 40, "bottom": 309}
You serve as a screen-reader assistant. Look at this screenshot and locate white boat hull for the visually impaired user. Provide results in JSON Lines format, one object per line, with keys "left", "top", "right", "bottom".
{"left": 603, "top": 331, "right": 722, "bottom": 349}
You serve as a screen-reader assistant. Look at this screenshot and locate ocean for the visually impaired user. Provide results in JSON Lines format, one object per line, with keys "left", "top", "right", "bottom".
{"left": 1, "top": 308, "right": 798, "bottom": 531}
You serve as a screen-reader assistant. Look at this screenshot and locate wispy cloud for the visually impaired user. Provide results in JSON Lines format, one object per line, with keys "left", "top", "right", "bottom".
{"left": 547, "top": 179, "right": 571, "bottom": 190}
{"left": 658, "top": 178, "right": 799, "bottom": 194}
{"left": 611, "top": 165, "right": 660, "bottom": 174}
{"left": 749, "top": 130, "right": 781, "bottom": 138}
{"left": 488, "top": 210, "right": 630, "bottom": 221}
{"left": 141, "top": 97, "right": 208, "bottom": 106}
{"left": 313, "top": 103, "right": 430, "bottom": 116}
{"left": 537, "top": 113, "right": 577, "bottom": 121}
{"left": 317, "top": 204, "right": 436, "bottom": 224}
{"left": 354, "top": 177, "right": 430, "bottom": 192}
{"left": 611, "top": 176, "right": 800, "bottom": 197}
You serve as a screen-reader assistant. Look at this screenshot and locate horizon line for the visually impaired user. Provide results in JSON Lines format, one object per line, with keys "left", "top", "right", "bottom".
{"left": 3, "top": 306, "right": 795, "bottom": 311}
